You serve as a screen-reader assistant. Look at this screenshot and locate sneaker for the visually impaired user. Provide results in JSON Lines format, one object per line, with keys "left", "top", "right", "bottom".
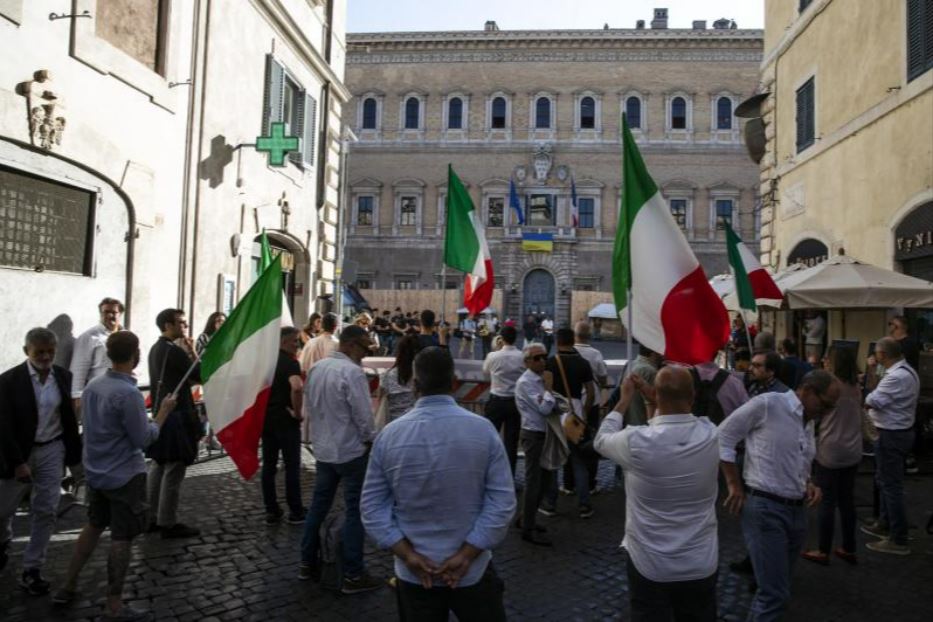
{"left": 341, "top": 572, "right": 383, "bottom": 595}
{"left": 19, "top": 568, "right": 51, "bottom": 596}
{"left": 558, "top": 486, "right": 574, "bottom": 496}
{"left": 860, "top": 521, "right": 889, "bottom": 539}
{"left": 52, "top": 588, "right": 77, "bottom": 606}
{"left": 866, "top": 539, "right": 911, "bottom": 556}
{"left": 286, "top": 511, "right": 306, "bottom": 525}
{"left": 905, "top": 456, "right": 919, "bottom": 475}
{"left": 160, "top": 523, "right": 201, "bottom": 539}
{"left": 589, "top": 487, "right": 601, "bottom": 496}
{"left": 297, "top": 561, "right": 321, "bottom": 582}
{"left": 537, "top": 505, "right": 557, "bottom": 518}
{"left": 101, "top": 604, "right": 153, "bottom": 621}
{"left": 579, "top": 504, "right": 595, "bottom": 519}
{"left": 265, "top": 510, "right": 283, "bottom": 525}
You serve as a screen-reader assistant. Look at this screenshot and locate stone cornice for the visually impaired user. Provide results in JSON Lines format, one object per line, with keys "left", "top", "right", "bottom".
{"left": 348, "top": 28, "right": 763, "bottom": 46}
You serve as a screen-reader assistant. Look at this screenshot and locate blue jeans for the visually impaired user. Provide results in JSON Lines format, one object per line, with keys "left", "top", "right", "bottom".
{"left": 875, "top": 428, "right": 914, "bottom": 545}
{"left": 547, "top": 448, "right": 591, "bottom": 508}
{"left": 742, "top": 495, "right": 806, "bottom": 622}
{"left": 300, "top": 453, "right": 368, "bottom": 577}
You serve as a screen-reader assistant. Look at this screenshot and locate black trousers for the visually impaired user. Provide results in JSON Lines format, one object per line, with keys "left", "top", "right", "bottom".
{"left": 396, "top": 565, "right": 506, "bottom": 622}
{"left": 260, "top": 421, "right": 303, "bottom": 515}
{"left": 815, "top": 462, "right": 858, "bottom": 554}
{"left": 484, "top": 395, "right": 521, "bottom": 475}
{"left": 627, "top": 558, "right": 717, "bottom": 622}
{"left": 520, "top": 430, "right": 552, "bottom": 535}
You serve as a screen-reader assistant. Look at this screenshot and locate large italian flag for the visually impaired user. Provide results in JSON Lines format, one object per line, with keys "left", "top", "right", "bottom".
{"left": 612, "top": 118, "right": 729, "bottom": 364}
{"left": 444, "top": 165, "right": 494, "bottom": 315}
{"left": 726, "top": 223, "right": 784, "bottom": 311}
{"left": 201, "top": 255, "right": 282, "bottom": 479}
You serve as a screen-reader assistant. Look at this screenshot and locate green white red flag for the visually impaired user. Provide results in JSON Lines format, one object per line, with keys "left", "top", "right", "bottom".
{"left": 201, "top": 255, "right": 282, "bottom": 479}
{"left": 612, "top": 118, "right": 730, "bottom": 364}
{"left": 444, "top": 165, "right": 494, "bottom": 315}
{"left": 725, "top": 223, "right": 783, "bottom": 311}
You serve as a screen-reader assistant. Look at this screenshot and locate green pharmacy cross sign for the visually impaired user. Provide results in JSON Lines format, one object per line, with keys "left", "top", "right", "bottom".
{"left": 256, "top": 122, "right": 300, "bottom": 167}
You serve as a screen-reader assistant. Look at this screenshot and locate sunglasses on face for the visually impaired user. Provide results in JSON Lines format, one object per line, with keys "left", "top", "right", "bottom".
{"left": 528, "top": 354, "right": 547, "bottom": 362}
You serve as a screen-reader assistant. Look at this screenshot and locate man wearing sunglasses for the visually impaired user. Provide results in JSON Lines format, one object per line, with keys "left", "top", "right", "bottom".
{"left": 718, "top": 370, "right": 839, "bottom": 621}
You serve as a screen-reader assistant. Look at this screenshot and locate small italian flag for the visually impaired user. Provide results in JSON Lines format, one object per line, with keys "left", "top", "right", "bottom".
{"left": 201, "top": 255, "right": 283, "bottom": 479}
{"left": 726, "top": 223, "right": 783, "bottom": 311}
{"left": 612, "top": 118, "right": 729, "bottom": 364}
{"left": 444, "top": 165, "right": 494, "bottom": 315}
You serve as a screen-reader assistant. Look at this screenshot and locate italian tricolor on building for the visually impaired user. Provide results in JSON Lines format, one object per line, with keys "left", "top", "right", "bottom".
{"left": 726, "top": 223, "right": 784, "bottom": 310}
{"left": 201, "top": 255, "right": 283, "bottom": 479}
{"left": 612, "top": 118, "right": 730, "bottom": 364}
{"left": 444, "top": 165, "right": 494, "bottom": 315}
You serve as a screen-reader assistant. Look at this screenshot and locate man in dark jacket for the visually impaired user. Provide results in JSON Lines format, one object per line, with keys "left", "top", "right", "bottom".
{"left": 146, "top": 308, "right": 201, "bottom": 539}
{"left": 0, "top": 328, "right": 81, "bottom": 594}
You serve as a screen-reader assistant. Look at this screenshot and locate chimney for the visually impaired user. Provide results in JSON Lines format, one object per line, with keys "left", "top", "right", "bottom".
{"left": 713, "top": 18, "right": 731, "bottom": 30}
{"left": 636, "top": 19, "right": 645, "bottom": 29}
{"left": 692, "top": 20, "right": 707, "bottom": 30}
{"left": 651, "top": 8, "right": 668, "bottom": 29}
{"left": 484, "top": 20, "right": 499, "bottom": 32}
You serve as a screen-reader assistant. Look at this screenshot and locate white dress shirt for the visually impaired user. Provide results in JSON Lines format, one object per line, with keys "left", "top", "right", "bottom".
{"left": 28, "top": 363, "right": 63, "bottom": 443}
{"left": 482, "top": 346, "right": 525, "bottom": 397}
{"left": 299, "top": 333, "right": 338, "bottom": 373}
{"left": 70, "top": 323, "right": 112, "bottom": 398}
{"left": 595, "top": 411, "right": 719, "bottom": 582}
{"left": 515, "top": 369, "right": 554, "bottom": 432}
{"left": 303, "top": 351, "right": 375, "bottom": 464}
{"left": 866, "top": 359, "right": 919, "bottom": 430}
{"left": 718, "top": 391, "right": 815, "bottom": 500}
{"left": 574, "top": 343, "right": 608, "bottom": 384}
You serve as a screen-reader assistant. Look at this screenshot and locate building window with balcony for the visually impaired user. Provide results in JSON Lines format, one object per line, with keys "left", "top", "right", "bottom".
{"left": 491, "top": 96, "right": 507, "bottom": 129}
{"left": 399, "top": 196, "right": 417, "bottom": 226}
{"left": 907, "top": 0, "right": 933, "bottom": 82}
{"left": 448, "top": 97, "right": 463, "bottom": 129}
{"left": 535, "top": 97, "right": 551, "bottom": 129}
{"left": 716, "top": 97, "right": 733, "bottom": 130}
{"left": 670, "top": 198, "right": 688, "bottom": 230}
{"left": 356, "top": 279, "right": 371, "bottom": 290}
{"left": 625, "top": 96, "right": 642, "bottom": 129}
{"left": 487, "top": 197, "right": 504, "bottom": 227}
{"left": 362, "top": 97, "right": 377, "bottom": 129}
{"left": 577, "top": 197, "right": 595, "bottom": 228}
{"left": 796, "top": 77, "right": 816, "bottom": 152}
{"left": 404, "top": 97, "right": 420, "bottom": 129}
{"left": 671, "top": 96, "right": 687, "bottom": 129}
{"left": 528, "top": 194, "right": 555, "bottom": 226}
{"left": 396, "top": 278, "right": 415, "bottom": 290}
{"left": 580, "top": 96, "right": 596, "bottom": 129}
{"left": 715, "top": 199, "right": 734, "bottom": 230}
{"left": 357, "top": 195, "right": 374, "bottom": 226}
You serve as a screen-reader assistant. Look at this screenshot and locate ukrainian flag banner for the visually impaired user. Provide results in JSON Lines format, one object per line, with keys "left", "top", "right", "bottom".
{"left": 522, "top": 232, "right": 554, "bottom": 252}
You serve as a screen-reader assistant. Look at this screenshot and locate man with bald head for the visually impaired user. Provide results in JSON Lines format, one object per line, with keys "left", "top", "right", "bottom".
{"left": 595, "top": 366, "right": 720, "bottom": 621}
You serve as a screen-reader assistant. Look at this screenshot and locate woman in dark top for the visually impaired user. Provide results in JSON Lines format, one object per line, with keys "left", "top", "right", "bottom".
{"left": 196, "top": 312, "right": 226, "bottom": 356}
{"left": 300, "top": 312, "right": 322, "bottom": 346}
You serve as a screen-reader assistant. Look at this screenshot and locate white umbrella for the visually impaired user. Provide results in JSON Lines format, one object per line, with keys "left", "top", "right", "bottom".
{"left": 588, "top": 302, "right": 618, "bottom": 319}
{"left": 709, "top": 274, "right": 735, "bottom": 298}
{"left": 456, "top": 306, "right": 497, "bottom": 315}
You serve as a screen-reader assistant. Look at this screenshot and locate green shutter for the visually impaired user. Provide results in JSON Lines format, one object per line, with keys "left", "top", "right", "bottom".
{"left": 262, "top": 55, "right": 285, "bottom": 136}
{"left": 304, "top": 93, "right": 318, "bottom": 166}
{"left": 796, "top": 77, "right": 815, "bottom": 153}
{"left": 289, "top": 91, "right": 305, "bottom": 167}
{"left": 907, "top": 0, "right": 933, "bottom": 82}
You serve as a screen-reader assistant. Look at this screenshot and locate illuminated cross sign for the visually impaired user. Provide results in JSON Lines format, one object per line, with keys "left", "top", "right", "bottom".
{"left": 256, "top": 122, "right": 300, "bottom": 167}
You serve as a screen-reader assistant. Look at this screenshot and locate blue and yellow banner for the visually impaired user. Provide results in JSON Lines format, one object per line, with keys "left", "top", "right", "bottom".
{"left": 522, "top": 232, "right": 554, "bottom": 252}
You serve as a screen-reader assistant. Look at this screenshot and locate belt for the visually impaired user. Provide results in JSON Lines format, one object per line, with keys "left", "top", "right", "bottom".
{"left": 33, "top": 435, "right": 63, "bottom": 447}
{"left": 748, "top": 487, "right": 805, "bottom": 507}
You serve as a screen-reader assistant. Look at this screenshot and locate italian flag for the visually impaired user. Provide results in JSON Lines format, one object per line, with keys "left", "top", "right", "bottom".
{"left": 726, "top": 223, "right": 784, "bottom": 311}
{"left": 612, "top": 118, "right": 729, "bottom": 364}
{"left": 201, "top": 255, "right": 283, "bottom": 479}
{"left": 444, "top": 165, "right": 494, "bottom": 315}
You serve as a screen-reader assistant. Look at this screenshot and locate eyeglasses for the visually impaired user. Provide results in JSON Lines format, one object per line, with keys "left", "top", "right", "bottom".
{"left": 528, "top": 354, "right": 547, "bottom": 362}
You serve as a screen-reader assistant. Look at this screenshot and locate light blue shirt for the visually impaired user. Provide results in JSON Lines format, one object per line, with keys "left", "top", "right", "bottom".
{"left": 82, "top": 370, "right": 159, "bottom": 490}
{"left": 70, "top": 323, "right": 112, "bottom": 397}
{"left": 361, "top": 395, "right": 516, "bottom": 587}
{"left": 866, "top": 359, "right": 919, "bottom": 430}
{"left": 304, "top": 351, "right": 375, "bottom": 464}
{"left": 515, "top": 369, "right": 555, "bottom": 432}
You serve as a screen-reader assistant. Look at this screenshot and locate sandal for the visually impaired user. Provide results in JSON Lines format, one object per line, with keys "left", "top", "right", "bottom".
{"left": 833, "top": 548, "right": 858, "bottom": 565}
{"left": 801, "top": 550, "right": 830, "bottom": 566}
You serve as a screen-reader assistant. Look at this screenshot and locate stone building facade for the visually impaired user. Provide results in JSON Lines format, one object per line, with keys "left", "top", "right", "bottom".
{"left": 0, "top": 0, "right": 348, "bottom": 372}
{"left": 343, "top": 16, "right": 763, "bottom": 324}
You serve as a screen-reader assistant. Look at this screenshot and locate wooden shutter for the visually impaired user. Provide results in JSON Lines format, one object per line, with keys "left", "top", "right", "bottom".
{"left": 261, "top": 55, "right": 285, "bottom": 136}
{"left": 304, "top": 92, "right": 318, "bottom": 166}
{"left": 907, "top": 0, "right": 933, "bottom": 82}
{"left": 796, "top": 77, "right": 815, "bottom": 152}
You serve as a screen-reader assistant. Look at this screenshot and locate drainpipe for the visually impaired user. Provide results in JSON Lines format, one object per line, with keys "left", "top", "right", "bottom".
{"left": 335, "top": 127, "right": 358, "bottom": 319}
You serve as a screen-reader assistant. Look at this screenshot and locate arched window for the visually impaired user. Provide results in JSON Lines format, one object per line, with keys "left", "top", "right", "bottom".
{"left": 535, "top": 97, "right": 551, "bottom": 129}
{"left": 491, "top": 96, "right": 507, "bottom": 128}
{"left": 625, "top": 96, "right": 641, "bottom": 129}
{"left": 361, "top": 98, "right": 377, "bottom": 129}
{"left": 448, "top": 97, "right": 463, "bottom": 129}
{"left": 671, "top": 96, "right": 687, "bottom": 129}
{"left": 580, "top": 96, "right": 596, "bottom": 129}
{"left": 717, "top": 97, "right": 733, "bottom": 130}
{"left": 404, "top": 97, "right": 420, "bottom": 129}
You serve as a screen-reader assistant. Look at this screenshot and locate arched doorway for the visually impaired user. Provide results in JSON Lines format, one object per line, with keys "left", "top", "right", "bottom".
{"left": 787, "top": 238, "right": 829, "bottom": 267}
{"left": 522, "top": 269, "right": 555, "bottom": 319}
{"left": 251, "top": 233, "right": 307, "bottom": 319}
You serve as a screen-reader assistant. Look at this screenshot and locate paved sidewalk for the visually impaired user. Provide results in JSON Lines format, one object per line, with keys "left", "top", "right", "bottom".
{"left": 1, "top": 454, "right": 931, "bottom": 621}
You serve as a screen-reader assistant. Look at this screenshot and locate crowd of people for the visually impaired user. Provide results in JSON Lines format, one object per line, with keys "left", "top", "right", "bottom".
{"left": 0, "top": 296, "right": 925, "bottom": 621}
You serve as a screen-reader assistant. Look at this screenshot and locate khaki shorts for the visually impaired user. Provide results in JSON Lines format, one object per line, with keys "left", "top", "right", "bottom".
{"left": 87, "top": 473, "right": 148, "bottom": 541}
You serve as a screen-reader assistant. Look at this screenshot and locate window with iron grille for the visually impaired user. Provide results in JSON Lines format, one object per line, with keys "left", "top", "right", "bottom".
{"left": 580, "top": 96, "right": 596, "bottom": 129}
{"left": 448, "top": 97, "right": 463, "bottom": 129}
{"left": 405, "top": 97, "right": 420, "bottom": 129}
{"left": 670, "top": 198, "right": 688, "bottom": 230}
{"left": 0, "top": 167, "right": 96, "bottom": 275}
{"left": 717, "top": 97, "right": 733, "bottom": 129}
{"left": 578, "top": 198, "right": 595, "bottom": 228}
{"left": 487, "top": 197, "right": 504, "bottom": 227}
{"left": 362, "top": 98, "right": 377, "bottom": 129}
{"left": 671, "top": 97, "right": 687, "bottom": 129}
{"left": 716, "top": 199, "right": 734, "bottom": 230}
{"left": 625, "top": 97, "right": 642, "bottom": 129}
{"left": 535, "top": 97, "right": 551, "bottom": 129}
{"left": 491, "top": 97, "right": 507, "bottom": 128}
{"left": 399, "top": 196, "right": 417, "bottom": 226}
{"left": 357, "top": 195, "right": 373, "bottom": 226}
{"left": 796, "top": 77, "right": 816, "bottom": 152}
{"left": 907, "top": 0, "right": 933, "bottom": 82}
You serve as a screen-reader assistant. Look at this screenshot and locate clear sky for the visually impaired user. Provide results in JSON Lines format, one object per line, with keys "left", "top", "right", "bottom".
{"left": 347, "top": 0, "right": 763, "bottom": 33}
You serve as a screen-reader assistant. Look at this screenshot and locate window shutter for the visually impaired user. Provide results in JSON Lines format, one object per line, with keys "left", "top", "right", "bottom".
{"left": 796, "top": 77, "right": 815, "bottom": 152}
{"left": 262, "top": 55, "right": 285, "bottom": 136}
{"left": 289, "top": 92, "right": 305, "bottom": 166}
{"left": 304, "top": 92, "right": 318, "bottom": 166}
{"left": 907, "top": 0, "right": 933, "bottom": 81}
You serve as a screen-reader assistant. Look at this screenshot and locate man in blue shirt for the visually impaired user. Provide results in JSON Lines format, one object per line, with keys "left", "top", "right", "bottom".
{"left": 361, "top": 347, "right": 515, "bottom": 621}
{"left": 53, "top": 331, "right": 175, "bottom": 622}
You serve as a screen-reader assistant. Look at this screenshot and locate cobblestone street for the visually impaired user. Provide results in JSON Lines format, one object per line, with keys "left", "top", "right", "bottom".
{"left": 1, "top": 451, "right": 931, "bottom": 621}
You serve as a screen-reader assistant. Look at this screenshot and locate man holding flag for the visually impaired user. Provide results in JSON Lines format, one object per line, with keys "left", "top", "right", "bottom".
{"left": 446, "top": 165, "right": 495, "bottom": 317}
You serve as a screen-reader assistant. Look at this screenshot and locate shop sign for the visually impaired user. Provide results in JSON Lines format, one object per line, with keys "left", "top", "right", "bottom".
{"left": 787, "top": 238, "right": 828, "bottom": 267}
{"left": 895, "top": 202, "right": 933, "bottom": 261}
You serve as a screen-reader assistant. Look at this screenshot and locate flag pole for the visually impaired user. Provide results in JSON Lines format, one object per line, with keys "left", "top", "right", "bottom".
{"left": 171, "top": 348, "right": 204, "bottom": 398}
{"left": 626, "top": 290, "right": 634, "bottom": 363}
{"left": 739, "top": 308, "right": 753, "bottom": 354}
{"left": 441, "top": 264, "right": 448, "bottom": 328}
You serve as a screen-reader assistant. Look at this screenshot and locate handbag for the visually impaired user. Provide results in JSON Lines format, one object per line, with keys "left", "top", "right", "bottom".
{"left": 554, "top": 354, "right": 586, "bottom": 444}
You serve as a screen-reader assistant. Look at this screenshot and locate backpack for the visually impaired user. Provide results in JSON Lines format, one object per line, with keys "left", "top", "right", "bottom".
{"left": 690, "top": 367, "right": 730, "bottom": 425}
